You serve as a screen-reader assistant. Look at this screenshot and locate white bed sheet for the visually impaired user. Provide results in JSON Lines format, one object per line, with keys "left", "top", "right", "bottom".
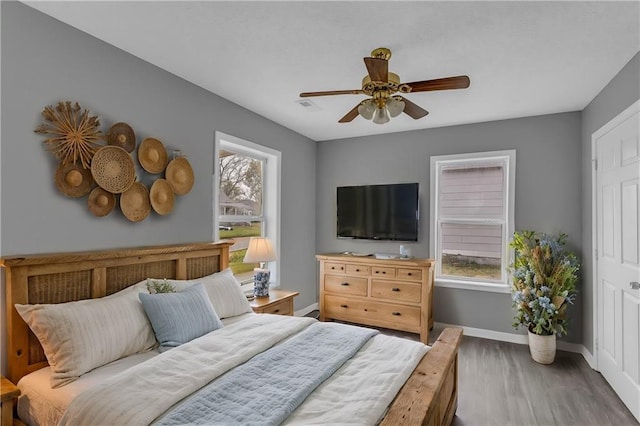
{"left": 17, "top": 350, "right": 159, "bottom": 426}
{"left": 18, "top": 313, "right": 427, "bottom": 426}
{"left": 17, "top": 313, "right": 255, "bottom": 426}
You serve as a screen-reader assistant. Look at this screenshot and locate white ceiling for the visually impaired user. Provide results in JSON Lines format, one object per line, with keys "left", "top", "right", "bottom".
{"left": 24, "top": 1, "right": 640, "bottom": 142}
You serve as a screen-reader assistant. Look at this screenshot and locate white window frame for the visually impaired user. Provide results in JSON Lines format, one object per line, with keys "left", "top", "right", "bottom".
{"left": 429, "top": 150, "right": 516, "bottom": 293}
{"left": 214, "top": 131, "right": 281, "bottom": 284}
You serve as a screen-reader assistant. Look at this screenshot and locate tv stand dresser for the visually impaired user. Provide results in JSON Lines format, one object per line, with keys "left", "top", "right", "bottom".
{"left": 316, "top": 253, "right": 434, "bottom": 344}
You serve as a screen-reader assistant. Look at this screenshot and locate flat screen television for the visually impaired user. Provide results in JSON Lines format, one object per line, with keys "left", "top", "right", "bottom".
{"left": 336, "top": 183, "right": 419, "bottom": 241}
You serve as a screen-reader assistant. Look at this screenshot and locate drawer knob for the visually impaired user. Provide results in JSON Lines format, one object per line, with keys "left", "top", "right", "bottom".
{"left": 375, "top": 271, "right": 379, "bottom": 274}
{"left": 274, "top": 309, "right": 280, "bottom": 313}
{"left": 392, "top": 312, "right": 401, "bottom": 316}
{"left": 340, "top": 304, "right": 348, "bottom": 308}
{"left": 407, "top": 273, "right": 412, "bottom": 276}
{"left": 391, "top": 287, "right": 400, "bottom": 292}
{"left": 341, "top": 282, "right": 350, "bottom": 286}
{"left": 355, "top": 269, "right": 360, "bottom": 272}
{"left": 382, "top": 271, "right": 386, "bottom": 274}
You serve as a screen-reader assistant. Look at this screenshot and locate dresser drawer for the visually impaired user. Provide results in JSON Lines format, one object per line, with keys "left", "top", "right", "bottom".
{"left": 324, "top": 275, "right": 367, "bottom": 296}
{"left": 324, "top": 295, "right": 421, "bottom": 328}
{"left": 371, "top": 280, "right": 422, "bottom": 303}
{"left": 325, "top": 262, "right": 346, "bottom": 274}
{"left": 397, "top": 267, "right": 422, "bottom": 281}
{"left": 372, "top": 266, "right": 396, "bottom": 278}
{"left": 345, "top": 264, "right": 370, "bottom": 276}
{"left": 259, "top": 298, "right": 291, "bottom": 315}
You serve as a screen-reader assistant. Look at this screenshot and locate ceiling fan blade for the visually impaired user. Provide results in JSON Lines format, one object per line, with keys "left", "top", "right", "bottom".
{"left": 399, "top": 97, "right": 429, "bottom": 119}
{"left": 364, "top": 57, "right": 388, "bottom": 82}
{"left": 402, "top": 75, "right": 470, "bottom": 93}
{"left": 338, "top": 104, "right": 361, "bottom": 123}
{"left": 299, "top": 89, "right": 364, "bottom": 97}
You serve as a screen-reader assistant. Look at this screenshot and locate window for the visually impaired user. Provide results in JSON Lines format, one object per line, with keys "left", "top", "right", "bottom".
{"left": 214, "top": 132, "right": 280, "bottom": 285}
{"left": 430, "top": 150, "right": 515, "bottom": 292}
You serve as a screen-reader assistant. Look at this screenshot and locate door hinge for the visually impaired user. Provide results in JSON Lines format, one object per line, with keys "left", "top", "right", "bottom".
{"left": 593, "top": 158, "right": 598, "bottom": 171}
{"left": 595, "top": 337, "right": 598, "bottom": 350}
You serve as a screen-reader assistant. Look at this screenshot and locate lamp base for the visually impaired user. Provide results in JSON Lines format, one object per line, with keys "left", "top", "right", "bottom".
{"left": 253, "top": 268, "right": 270, "bottom": 297}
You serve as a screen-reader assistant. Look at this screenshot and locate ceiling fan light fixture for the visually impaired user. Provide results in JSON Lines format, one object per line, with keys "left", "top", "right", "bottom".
{"left": 372, "top": 106, "right": 390, "bottom": 124}
{"left": 358, "top": 100, "right": 376, "bottom": 120}
{"left": 299, "top": 47, "right": 469, "bottom": 124}
{"left": 386, "top": 97, "right": 405, "bottom": 118}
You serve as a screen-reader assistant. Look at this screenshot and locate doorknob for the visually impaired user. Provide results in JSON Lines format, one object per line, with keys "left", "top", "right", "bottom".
{"left": 630, "top": 282, "right": 640, "bottom": 290}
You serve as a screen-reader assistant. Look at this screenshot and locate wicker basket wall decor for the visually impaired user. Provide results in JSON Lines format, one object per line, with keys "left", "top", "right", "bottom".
{"left": 91, "top": 146, "right": 136, "bottom": 194}
{"left": 35, "top": 101, "right": 194, "bottom": 222}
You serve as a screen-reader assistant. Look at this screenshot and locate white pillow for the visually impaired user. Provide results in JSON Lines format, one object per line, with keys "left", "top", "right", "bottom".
{"left": 191, "top": 269, "right": 253, "bottom": 319}
{"left": 15, "top": 283, "right": 156, "bottom": 388}
{"left": 149, "top": 269, "right": 252, "bottom": 319}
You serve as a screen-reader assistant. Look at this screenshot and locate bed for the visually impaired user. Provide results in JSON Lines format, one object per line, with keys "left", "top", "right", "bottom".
{"left": 3, "top": 241, "right": 462, "bottom": 425}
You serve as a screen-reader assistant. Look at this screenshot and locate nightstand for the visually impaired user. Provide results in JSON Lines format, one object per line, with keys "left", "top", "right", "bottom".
{"left": 250, "top": 289, "right": 299, "bottom": 316}
{"left": 1, "top": 376, "right": 20, "bottom": 426}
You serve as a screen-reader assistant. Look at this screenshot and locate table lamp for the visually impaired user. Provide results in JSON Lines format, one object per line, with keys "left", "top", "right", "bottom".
{"left": 243, "top": 236, "right": 277, "bottom": 297}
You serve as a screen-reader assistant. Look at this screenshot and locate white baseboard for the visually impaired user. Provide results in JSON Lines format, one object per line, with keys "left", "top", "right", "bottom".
{"left": 435, "top": 322, "right": 596, "bottom": 369}
{"left": 558, "top": 343, "right": 595, "bottom": 369}
{"left": 295, "top": 303, "right": 318, "bottom": 317}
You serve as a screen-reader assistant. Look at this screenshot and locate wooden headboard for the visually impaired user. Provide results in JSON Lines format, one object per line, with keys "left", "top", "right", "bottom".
{"left": 2, "top": 241, "right": 233, "bottom": 384}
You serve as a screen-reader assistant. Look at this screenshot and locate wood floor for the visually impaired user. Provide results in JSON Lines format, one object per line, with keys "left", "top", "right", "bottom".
{"left": 403, "top": 325, "right": 638, "bottom": 426}
{"left": 453, "top": 334, "right": 637, "bottom": 425}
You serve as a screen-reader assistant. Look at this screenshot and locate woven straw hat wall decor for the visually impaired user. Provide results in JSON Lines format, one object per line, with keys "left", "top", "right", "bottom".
{"left": 120, "top": 182, "right": 151, "bottom": 222}
{"left": 88, "top": 187, "right": 116, "bottom": 217}
{"left": 106, "top": 122, "right": 136, "bottom": 153}
{"left": 166, "top": 157, "right": 194, "bottom": 195}
{"left": 34, "top": 101, "right": 195, "bottom": 222}
{"left": 138, "top": 138, "right": 168, "bottom": 174}
{"left": 54, "top": 162, "right": 95, "bottom": 198}
{"left": 150, "top": 179, "right": 175, "bottom": 215}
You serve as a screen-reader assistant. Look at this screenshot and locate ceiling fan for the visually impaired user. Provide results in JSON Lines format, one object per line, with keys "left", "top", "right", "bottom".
{"left": 299, "top": 47, "right": 470, "bottom": 124}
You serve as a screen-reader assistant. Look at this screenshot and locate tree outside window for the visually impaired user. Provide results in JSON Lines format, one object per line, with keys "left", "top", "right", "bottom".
{"left": 218, "top": 149, "right": 264, "bottom": 283}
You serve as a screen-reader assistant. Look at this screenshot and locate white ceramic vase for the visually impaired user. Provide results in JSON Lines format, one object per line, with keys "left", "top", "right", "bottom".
{"left": 528, "top": 330, "right": 556, "bottom": 364}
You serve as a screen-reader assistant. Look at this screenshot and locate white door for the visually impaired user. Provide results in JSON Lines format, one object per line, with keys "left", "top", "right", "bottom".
{"left": 595, "top": 101, "right": 640, "bottom": 422}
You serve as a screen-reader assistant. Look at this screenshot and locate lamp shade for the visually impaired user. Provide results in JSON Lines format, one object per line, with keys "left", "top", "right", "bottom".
{"left": 357, "top": 100, "right": 376, "bottom": 120}
{"left": 386, "top": 97, "right": 405, "bottom": 117}
{"left": 372, "top": 107, "right": 390, "bottom": 124}
{"left": 243, "top": 237, "right": 277, "bottom": 263}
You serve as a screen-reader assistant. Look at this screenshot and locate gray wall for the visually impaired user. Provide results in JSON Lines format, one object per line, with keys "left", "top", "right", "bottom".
{"left": 580, "top": 52, "right": 640, "bottom": 354}
{"left": 0, "top": 2, "right": 317, "bottom": 375}
{"left": 316, "top": 112, "right": 583, "bottom": 342}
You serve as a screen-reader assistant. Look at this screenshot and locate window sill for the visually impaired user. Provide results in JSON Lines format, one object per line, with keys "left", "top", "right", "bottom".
{"left": 435, "top": 278, "right": 510, "bottom": 294}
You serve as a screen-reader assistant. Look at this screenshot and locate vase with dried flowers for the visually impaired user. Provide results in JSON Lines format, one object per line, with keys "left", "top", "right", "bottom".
{"left": 509, "top": 230, "right": 579, "bottom": 364}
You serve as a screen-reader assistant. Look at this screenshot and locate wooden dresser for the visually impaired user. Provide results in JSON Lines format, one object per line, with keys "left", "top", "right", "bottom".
{"left": 316, "top": 253, "right": 435, "bottom": 344}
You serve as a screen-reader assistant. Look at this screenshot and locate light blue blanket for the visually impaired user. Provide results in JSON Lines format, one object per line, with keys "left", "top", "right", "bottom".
{"left": 155, "top": 322, "right": 378, "bottom": 425}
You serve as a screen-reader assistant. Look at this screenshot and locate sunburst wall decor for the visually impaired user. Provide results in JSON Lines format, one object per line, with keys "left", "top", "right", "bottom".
{"left": 35, "top": 101, "right": 103, "bottom": 169}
